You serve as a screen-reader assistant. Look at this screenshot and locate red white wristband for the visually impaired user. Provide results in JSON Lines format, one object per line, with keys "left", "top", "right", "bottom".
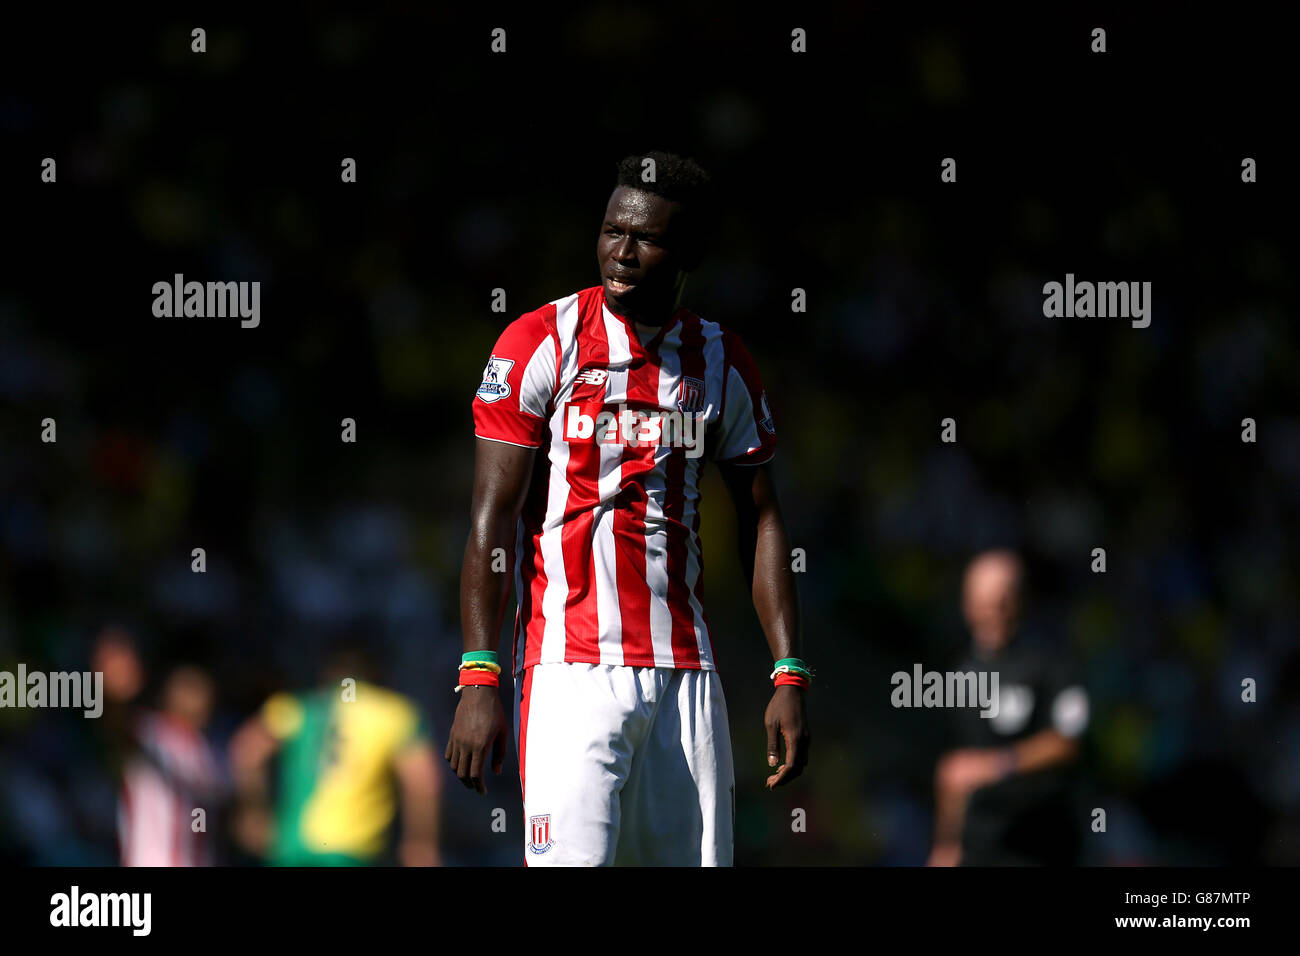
{"left": 455, "top": 668, "right": 499, "bottom": 692}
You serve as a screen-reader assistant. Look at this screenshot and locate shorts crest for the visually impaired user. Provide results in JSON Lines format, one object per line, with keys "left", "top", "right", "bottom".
{"left": 528, "top": 813, "right": 554, "bottom": 854}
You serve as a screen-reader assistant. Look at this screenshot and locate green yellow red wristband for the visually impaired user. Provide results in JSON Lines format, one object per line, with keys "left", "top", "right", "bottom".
{"left": 458, "top": 650, "right": 501, "bottom": 687}
{"left": 456, "top": 652, "right": 501, "bottom": 691}
{"left": 770, "top": 658, "right": 813, "bottom": 681}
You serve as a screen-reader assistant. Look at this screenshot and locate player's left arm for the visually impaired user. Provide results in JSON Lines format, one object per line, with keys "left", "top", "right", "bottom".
{"left": 393, "top": 704, "right": 443, "bottom": 866}
{"left": 226, "top": 702, "right": 287, "bottom": 857}
{"left": 718, "top": 460, "right": 809, "bottom": 789}
{"left": 1009, "top": 727, "right": 1079, "bottom": 772}
{"left": 394, "top": 740, "right": 442, "bottom": 867}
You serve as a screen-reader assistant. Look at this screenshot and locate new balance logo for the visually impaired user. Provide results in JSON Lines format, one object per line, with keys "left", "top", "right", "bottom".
{"left": 575, "top": 368, "right": 608, "bottom": 386}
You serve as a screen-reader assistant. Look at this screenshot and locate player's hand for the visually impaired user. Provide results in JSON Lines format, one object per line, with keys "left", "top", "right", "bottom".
{"left": 763, "top": 685, "right": 810, "bottom": 788}
{"left": 445, "top": 685, "right": 508, "bottom": 795}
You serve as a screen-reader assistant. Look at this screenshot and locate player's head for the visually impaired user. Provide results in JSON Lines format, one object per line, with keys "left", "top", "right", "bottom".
{"left": 160, "top": 664, "right": 215, "bottom": 730}
{"left": 598, "top": 151, "right": 715, "bottom": 323}
{"left": 319, "top": 635, "right": 382, "bottom": 687}
{"left": 961, "top": 549, "right": 1024, "bottom": 655}
{"left": 91, "top": 625, "right": 146, "bottom": 703}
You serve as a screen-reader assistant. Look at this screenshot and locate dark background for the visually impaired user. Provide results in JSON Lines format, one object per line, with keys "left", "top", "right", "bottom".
{"left": 1, "top": 6, "right": 1296, "bottom": 865}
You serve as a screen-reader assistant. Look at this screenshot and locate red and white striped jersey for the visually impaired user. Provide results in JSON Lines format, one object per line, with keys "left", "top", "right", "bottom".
{"left": 473, "top": 286, "right": 777, "bottom": 674}
{"left": 118, "top": 711, "right": 223, "bottom": 867}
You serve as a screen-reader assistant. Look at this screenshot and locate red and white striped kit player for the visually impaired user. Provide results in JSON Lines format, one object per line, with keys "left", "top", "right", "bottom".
{"left": 472, "top": 284, "right": 776, "bottom": 865}
{"left": 474, "top": 285, "right": 776, "bottom": 673}
{"left": 118, "top": 710, "right": 223, "bottom": 866}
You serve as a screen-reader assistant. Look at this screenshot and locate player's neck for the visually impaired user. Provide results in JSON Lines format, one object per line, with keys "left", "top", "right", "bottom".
{"left": 602, "top": 288, "right": 679, "bottom": 330}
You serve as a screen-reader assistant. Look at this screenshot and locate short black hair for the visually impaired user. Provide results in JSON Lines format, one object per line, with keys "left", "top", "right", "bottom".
{"left": 319, "top": 632, "right": 385, "bottom": 684}
{"left": 614, "top": 150, "right": 717, "bottom": 266}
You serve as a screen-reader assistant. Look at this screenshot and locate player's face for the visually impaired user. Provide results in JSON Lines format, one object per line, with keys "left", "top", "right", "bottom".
{"left": 597, "top": 186, "right": 686, "bottom": 323}
{"left": 963, "top": 563, "right": 1021, "bottom": 654}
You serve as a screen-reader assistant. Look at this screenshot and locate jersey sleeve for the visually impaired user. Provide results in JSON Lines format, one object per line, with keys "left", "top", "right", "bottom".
{"left": 472, "top": 308, "right": 559, "bottom": 449}
{"left": 261, "top": 692, "right": 304, "bottom": 741}
{"left": 1043, "top": 656, "right": 1090, "bottom": 739}
{"left": 712, "top": 331, "right": 778, "bottom": 465}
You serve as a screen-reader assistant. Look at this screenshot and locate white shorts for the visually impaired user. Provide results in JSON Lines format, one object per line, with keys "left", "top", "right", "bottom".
{"left": 514, "top": 662, "right": 735, "bottom": 866}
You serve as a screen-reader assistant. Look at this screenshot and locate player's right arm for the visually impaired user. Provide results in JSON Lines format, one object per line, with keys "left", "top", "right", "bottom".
{"left": 447, "top": 308, "right": 556, "bottom": 795}
{"left": 446, "top": 438, "right": 535, "bottom": 794}
{"left": 394, "top": 737, "right": 443, "bottom": 866}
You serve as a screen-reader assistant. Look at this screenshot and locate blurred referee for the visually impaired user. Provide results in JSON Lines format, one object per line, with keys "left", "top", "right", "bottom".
{"left": 928, "top": 549, "right": 1090, "bottom": 866}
